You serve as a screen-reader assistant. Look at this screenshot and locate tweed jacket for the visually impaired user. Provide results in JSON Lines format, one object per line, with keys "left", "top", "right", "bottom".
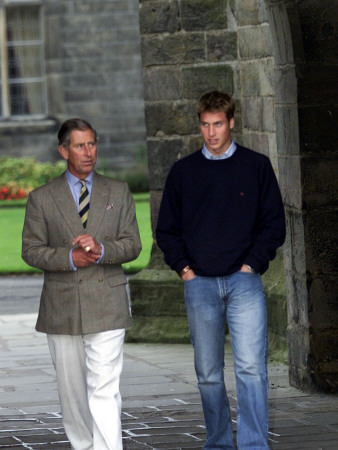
{"left": 22, "top": 171, "right": 142, "bottom": 335}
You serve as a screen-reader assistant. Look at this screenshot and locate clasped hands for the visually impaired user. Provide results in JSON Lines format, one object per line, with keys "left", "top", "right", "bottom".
{"left": 72, "top": 234, "right": 102, "bottom": 267}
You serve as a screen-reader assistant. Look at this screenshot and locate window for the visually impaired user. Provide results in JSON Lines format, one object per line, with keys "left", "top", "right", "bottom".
{"left": 0, "top": 2, "right": 47, "bottom": 118}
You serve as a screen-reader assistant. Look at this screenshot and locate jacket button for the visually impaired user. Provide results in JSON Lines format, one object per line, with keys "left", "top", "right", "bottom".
{"left": 105, "top": 236, "right": 109, "bottom": 241}
{"left": 79, "top": 280, "right": 83, "bottom": 285}
{"left": 63, "top": 239, "right": 68, "bottom": 244}
{"left": 99, "top": 278, "right": 103, "bottom": 282}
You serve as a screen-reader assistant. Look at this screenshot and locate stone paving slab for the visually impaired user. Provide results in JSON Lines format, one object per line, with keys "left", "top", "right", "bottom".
{"left": 0, "top": 276, "right": 337, "bottom": 449}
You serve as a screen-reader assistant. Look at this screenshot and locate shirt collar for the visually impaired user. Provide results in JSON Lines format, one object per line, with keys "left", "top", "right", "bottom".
{"left": 66, "top": 169, "right": 93, "bottom": 187}
{"left": 202, "top": 141, "right": 237, "bottom": 160}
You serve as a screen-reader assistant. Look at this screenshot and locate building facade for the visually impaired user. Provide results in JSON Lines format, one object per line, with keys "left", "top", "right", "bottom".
{"left": 0, "top": 0, "right": 146, "bottom": 169}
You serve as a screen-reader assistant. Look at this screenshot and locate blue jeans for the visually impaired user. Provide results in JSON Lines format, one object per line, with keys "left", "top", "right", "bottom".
{"left": 184, "top": 272, "right": 269, "bottom": 450}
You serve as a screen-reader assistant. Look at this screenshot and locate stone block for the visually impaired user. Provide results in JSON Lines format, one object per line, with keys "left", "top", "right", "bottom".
{"left": 130, "top": 270, "right": 185, "bottom": 316}
{"left": 298, "top": 105, "right": 337, "bottom": 154}
{"left": 182, "top": 65, "right": 234, "bottom": 100}
{"left": 309, "top": 328, "right": 338, "bottom": 392}
{"left": 229, "top": 0, "right": 260, "bottom": 26}
{"left": 240, "top": 59, "right": 275, "bottom": 97}
{"left": 284, "top": 271, "right": 309, "bottom": 327}
{"left": 287, "top": 322, "right": 311, "bottom": 389}
{"left": 144, "top": 101, "right": 198, "bottom": 137}
{"left": 74, "top": 0, "right": 129, "bottom": 14}
{"left": 126, "top": 316, "right": 190, "bottom": 343}
{"left": 301, "top": 155, "right": 337, "bottom": 208}
{"left": 181, "top": 0, "right": 227, "bottom": 31}
{"left": 147, "top": 138, "right": 184, "bottom": 190}
{"left": 262, "top": 98, "right": 276, "bottom": 132}
{"left": 296, "top": 1, "right": 337, "bottom": 62}
{"left": 242, "top": 97, "right": 275, "bottom": 133}
{"left": 277, "top": 156, "right": 302, "bottom": 209}
{"left": 304, "top": 210, "right": 338, "bottom": 274}
{"left": 297, "top": 63, "right": 337, "bottom": 105}
{"left": 46, "top": 74, "right": 65, "bottom": 115}
{"left": 143, "top": 67, "right": 181, "bottom": 101}
{"left": 139, "top": 0, "right": 180, "bottom": 34}
{"left": 141, "top": 33, "right": 205, "bottom": 66}
{"left": 283, "top": 210, "right": 306, "bottom": 274}
{"left": 188, "top": 135, "right": 204, "bottom": 153}
{"left": 207, "top": 31, "right": 237, "bottom": 62}
{"left": 243, "top": 133, "right": 270, "bottom": 157}
{"left": 127, "top": 269, "right": 190, "bottom": 343}
{"left": 275, "top": 105, "right": 300, "bottom": 156}
{"left": 149, "top": 192, "right": 163, "bottom": 237}
{"left": 275, "top": 66, "right": 297, "bottom": 104}
{"left": 262, "top": 251, "right": 287, "bottom": 347}
{"left": 238, "top": 24, "right": 273, "bottom": 58}
{"left": 44, "top": 17, "right": 62, "bottom": 59}
{"left": 308, "top": 277, "right": 338, "bottom": 328}
{"left": 265, "top": 2, "right": 294, "bottom": 65}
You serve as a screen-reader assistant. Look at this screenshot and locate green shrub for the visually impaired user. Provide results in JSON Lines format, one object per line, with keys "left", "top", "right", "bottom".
{"left": 0, "top": 157, "right": 66, "bottom": 191}
{"left": 0, "top": 155, "right": 149, "bottom": 195}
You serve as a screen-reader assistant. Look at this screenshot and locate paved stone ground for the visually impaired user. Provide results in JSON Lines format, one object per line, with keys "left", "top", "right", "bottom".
{"left": 0, "top": 276, "right": 337, "bottom": 449}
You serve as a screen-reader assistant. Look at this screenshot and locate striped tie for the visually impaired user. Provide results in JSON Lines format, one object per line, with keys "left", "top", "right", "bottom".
{"left": 79, "top": 179, "right": 90, "bottom": 228}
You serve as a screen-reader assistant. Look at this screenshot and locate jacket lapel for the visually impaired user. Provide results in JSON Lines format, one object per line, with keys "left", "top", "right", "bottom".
{"left": 50, "top": 173, "right": 84, "bottom": 236}
{"left": 86, "top": 172, "right": 108, "bottom": 235}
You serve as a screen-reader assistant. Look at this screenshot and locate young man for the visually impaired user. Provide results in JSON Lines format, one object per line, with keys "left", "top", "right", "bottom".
{"left": 22, "top": 118, "right": 142, "bottom": 450}
{"left": 156, "top": 91, "right": 286, "bottom": 449}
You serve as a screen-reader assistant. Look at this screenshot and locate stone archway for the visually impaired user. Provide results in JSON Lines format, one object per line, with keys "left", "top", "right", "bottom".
{"left": 265, "top": 0, "right": 337, "bottom": 391}
{"left": 130, "top": 0, "right": 337, "bottom": 392}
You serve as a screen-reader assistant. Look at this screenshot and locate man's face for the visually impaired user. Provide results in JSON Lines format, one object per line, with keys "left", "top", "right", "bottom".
{"left": 200, "top": 111, "right": 235, "bottom": 156}
{"left": 58, "top": 129, "right": 97, "bottom": 179}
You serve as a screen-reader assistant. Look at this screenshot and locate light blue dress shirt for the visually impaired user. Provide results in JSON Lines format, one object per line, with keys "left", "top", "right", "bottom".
{"left": 202, "top": 141, "right": 237, "bottom": 160}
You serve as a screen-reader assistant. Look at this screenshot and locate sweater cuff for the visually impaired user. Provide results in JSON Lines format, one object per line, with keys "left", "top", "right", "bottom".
{"left": 174, "top": 259, "right": 191, "bottom": 276}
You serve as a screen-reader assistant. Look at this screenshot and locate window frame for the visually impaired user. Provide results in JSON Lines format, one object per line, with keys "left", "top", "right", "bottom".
{"left": 0, "top": 0, "right": 47, "bottom": 120}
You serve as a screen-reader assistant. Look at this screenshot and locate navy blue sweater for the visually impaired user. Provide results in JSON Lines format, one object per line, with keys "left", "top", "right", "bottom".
{"left": 156, "top": 145, "right": 286, "bottom": 276}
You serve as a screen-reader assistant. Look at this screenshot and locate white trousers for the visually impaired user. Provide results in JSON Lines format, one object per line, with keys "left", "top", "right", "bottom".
{"left": 47, "top": 329, "right": 125, "bottom": 450}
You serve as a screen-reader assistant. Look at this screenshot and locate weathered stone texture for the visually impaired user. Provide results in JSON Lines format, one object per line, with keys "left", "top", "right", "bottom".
{"left": 302, "top": 156, "right": 338, "bottom": 208}
{"left": 141, "top": 33, "right": 205, "bottom": 66}
{"left": 276, "top": 156, "right": 302, "bottom": 210}
{"left": 145, "top": 101, "right": 198, "bottom": 136}
{"left": 305, "top": 211, "right": 338, "bottom": 274}
{"left": 182, "top": 65, "right": 234, "bottom": 99}
{"left": 229, "top": 0, "right": 260, "bottom": 26}
{"left": 181, "top": 0, "right": 227, "bottom": 31}
{"left": 207, "top": 31, "right": 238, "bottom": 61}
{"left": 238, "top": 25, "right": 273, "bottom": 58}
{"left": 139, "top": 0, "right": 180, "bottom": 34}
{"left": 147, "top": 138, "right": 185, "bottom": 190}
{"left": 242, "top": 97, "right": 275, "bottom": 132}
{"left": 275, "top": 106, "right": 300, "bottom": 155}
{"left": 240, "top": 59, "right": 275, "bottom": 96}
{"left": 143, "top": 67, "right": 181, "bottom": 101}
{"left": 298, "top": 105, "right": 337, "bottom": 153}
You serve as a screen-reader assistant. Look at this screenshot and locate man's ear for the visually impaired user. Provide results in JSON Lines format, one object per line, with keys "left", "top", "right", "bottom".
{"left": 230, "top": 117, "right": 235, "bottom": 131}
{"left": 58, "top": 145, "right": 69, "bottom": 160}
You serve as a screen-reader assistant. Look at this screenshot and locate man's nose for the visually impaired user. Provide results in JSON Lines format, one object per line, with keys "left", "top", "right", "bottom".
{"left": 208, "top": 126, "right": 216, "bottom": 136}
{"left": 83, "top": 144, "right": 92, "bottom": 155}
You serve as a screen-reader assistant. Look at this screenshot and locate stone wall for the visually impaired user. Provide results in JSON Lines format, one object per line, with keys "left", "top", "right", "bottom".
{"left": 130, "top": 0, "right": 287, "bottom": 353}
{"left": 134, "top": 0, "right": 338, "bottom": 391}
{"left": 0, "top": 0, "right": 146, "bottom": 170}
{"left": 282, "top": 0, "right": 338, "bottom": 391}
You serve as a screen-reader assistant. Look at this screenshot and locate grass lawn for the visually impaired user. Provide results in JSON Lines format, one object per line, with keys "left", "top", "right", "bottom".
{"left": 0, "top": 193, "right": 152, "bottom": 274}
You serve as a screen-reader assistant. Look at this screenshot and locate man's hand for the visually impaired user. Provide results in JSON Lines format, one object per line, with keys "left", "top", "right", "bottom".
{"left": 181, "top": 268, "right": 196, "bottom": 281}
{"left": 240, "top": 264, "right": 255, "bottom": 273}
{"left": 72, "top": 234, "right": 102, "bottom": 267}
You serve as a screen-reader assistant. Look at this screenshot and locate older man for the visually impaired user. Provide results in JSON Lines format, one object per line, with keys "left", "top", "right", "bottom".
{"left": 22, "top": 118, "right": 141, "bottom": 450}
